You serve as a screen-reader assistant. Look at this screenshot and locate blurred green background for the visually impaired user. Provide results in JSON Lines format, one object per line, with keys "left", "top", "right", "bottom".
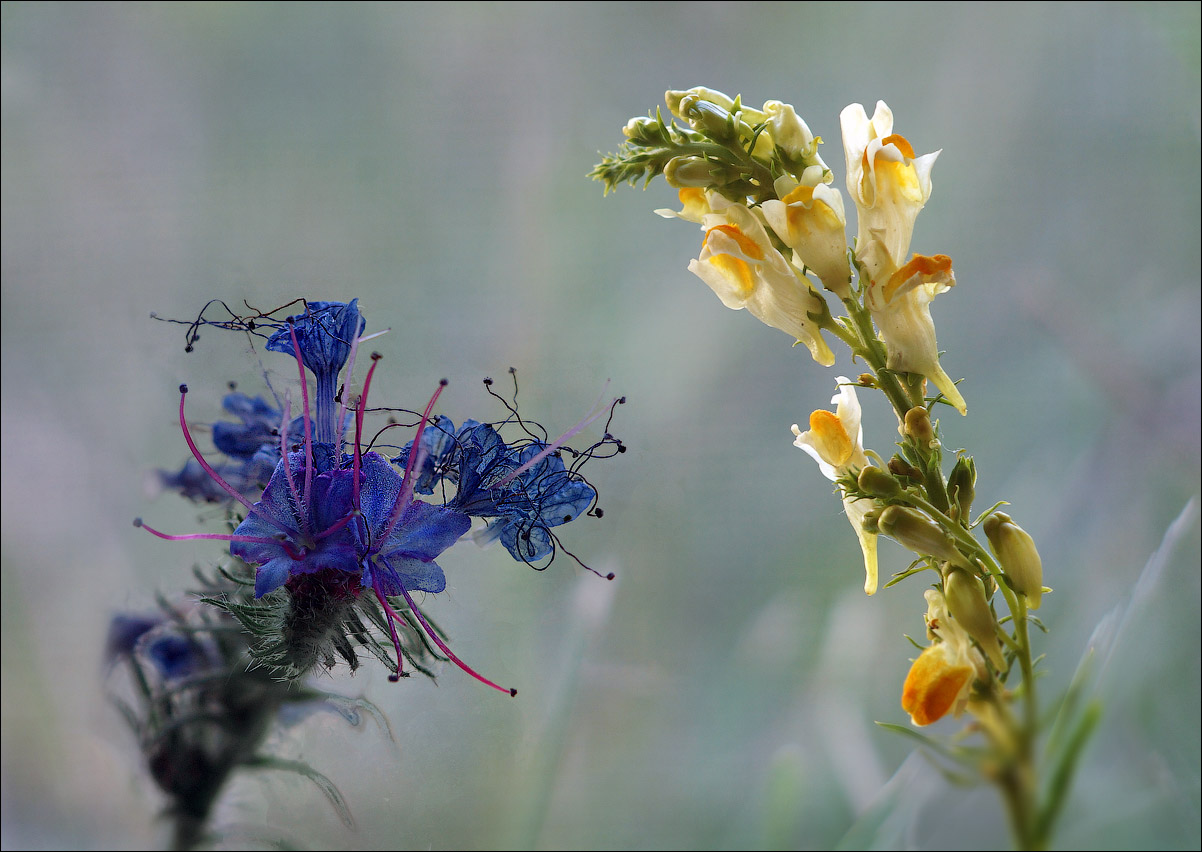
{"left": 2, "top": 2, "right": 1199, "bottom": 849}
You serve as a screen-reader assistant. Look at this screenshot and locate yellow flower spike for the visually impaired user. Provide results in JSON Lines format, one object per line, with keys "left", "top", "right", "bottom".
{"left": 870, "top": 253, "right": 967, "bottom": 415}
{"left": 687, "top": 205, "right": 834, "bottom": 365}
{"left": 762, "top": 183, "right": 852, "bottom": 299}
{"left": 902, "top": 642, "right": 976, "bottom": 726}
{"left": 792, "top": 377, "right": 879, "bottom": 593}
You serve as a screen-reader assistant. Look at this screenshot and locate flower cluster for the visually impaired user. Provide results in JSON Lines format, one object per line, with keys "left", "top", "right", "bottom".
{"left": 105, "top": 577, "right": 366, "bottom": 849}
{"left": 595, "top": 89, "right": 1081, "bottom": 850}
{"left": 140, "top": 299, "right": 623, "bottom": 693}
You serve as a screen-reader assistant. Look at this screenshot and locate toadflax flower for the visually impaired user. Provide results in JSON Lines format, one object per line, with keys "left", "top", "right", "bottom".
{"left": 688, "top": 203, "right": 835, "bottom": 365}
{"left": 762, "top": 177, "right": 852, "bottom": 298}
{"left": 792, "top": 376, "right": 880, "bottom": 594}
{"left": 840, "top": 101, "right": 965, "bottom": 414}
{"left": 902, "top": 588, "right": 986, "bottom": 726}
{"left": 139, "top": 299, "right": 622, "bottom": 694}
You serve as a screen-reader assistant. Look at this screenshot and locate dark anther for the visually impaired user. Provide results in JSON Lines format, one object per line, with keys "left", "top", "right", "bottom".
{"left": 618, "top": 396, "right": 627, "bottom": 404}
{"left": 508, "top": 688, "right": 518, "bottom": 697}
{"left": 371, "top": 352, "right": 382, "bottom": 361}
{"left": 563, "top": 514, "right": 573, "bottom": 522}
{"left": 246, "top": 320, "right": 255, "bottom": 330}
{"left": 179, "top": 384, "right": 189, "bottom": 394}
{"left": 184, "top": 345, "right": 193, "bottom": 353}
{"left": 388, "top": 673, "right": 400, "bottom": 683}
{"left": 617, "top": 443, "right": 627, "bottom": 453}
{"left": 483, "top": 377, "right": 493, "bottom": 385}
{"left": 521, "top": 531, "right": 531, "bottom": 541}
{"left": 133, "top": 518, "right": 143, "bottom": 527}
{"left": 439, "top": 378, "right": 449, "bottom": 386}
{"left": 508, "top": 367, "right": 516, "bottom": 375}
{"left": 593, "top": 508, "right": 604, "bottom": 518}
{"left": 605, "top": 572, "right": 616, "bottom": 581}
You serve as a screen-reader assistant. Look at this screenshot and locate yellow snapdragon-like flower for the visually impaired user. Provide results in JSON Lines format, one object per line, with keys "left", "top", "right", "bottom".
{"left": 870, "top": 253, "right": 966, "bottom": 414}
{"left": 902, "top": 589, "right": 986, "bottom": 726}
{"left": 840, "top": 102, "right": 965, "bottom": 415}
{"left": 762, "top": 178, "right": 852, "bottom": 298}
{"left": 688, "top": 204, "right": 835, "bottom": 365}
{"left": 791, "top": 377, "right": 879, "bottom": 594}
{"left": 840, "top": 101, "right": 939, "bottom": 281}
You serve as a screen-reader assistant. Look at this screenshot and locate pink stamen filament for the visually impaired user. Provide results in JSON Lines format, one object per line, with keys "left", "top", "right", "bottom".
{"left": 335, "top": 329, "right": 363, "bottom": 446}
{"left": 135, "top": 519, "right": 307, "bottom": 560}
{"left": 278, "top": 395, "right": 307, "bottom": 535}
{"left": 353, "top": 355, "right": 382, "bottom": 512}
{"left": 313, "top": 511, "right": 356, "bottom": 540}
{"left": 391, "top": 577, "right": 515, "bottom": 696}
{"left": 176, "top": 387, "right": 294, "bottom": 538}
{"left": 372, "top": 585, "right": 406, "bottom": 681}
{"left": 381, "top": 382, "right": 446, "bottom": 543}
{"left": 287, "top": 322, "right": 314, "bottom": 513}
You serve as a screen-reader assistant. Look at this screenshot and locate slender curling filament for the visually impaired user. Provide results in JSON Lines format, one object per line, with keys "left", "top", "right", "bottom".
{"left": 495, "top": 385, "right": 616, "bottom": 489}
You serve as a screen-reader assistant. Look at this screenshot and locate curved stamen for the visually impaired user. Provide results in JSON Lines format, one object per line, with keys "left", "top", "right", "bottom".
{"left": 335, "top": 329, "right": 363, "bottom": 448}
{"left": 353, "top": 354, "right": 382, "bottom": 512}
{"left": 381, "top": 381, "right": 446, "bottom": 544}
{"left": 175, "top": 386, "right": 294, "bottom": 538}
{"left": 134, "top": 519, "right": 306, "bottom": 560}
{"left": 278, "top": 394, "right": 306, "bottom": 530}
{"left": 392, "top": 578, "right": 515, "bottom": 696}
{"left": 372, "top": 585, "right": 407, "bottom": 682}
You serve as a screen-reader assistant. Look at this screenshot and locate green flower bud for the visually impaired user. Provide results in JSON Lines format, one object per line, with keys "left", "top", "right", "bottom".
{"left": 947, "top": 455, "right": 977, "bottom": 521}
{"left": 944, "top": 569, "right": 1006, "bottom": 671}
{"left": 904, "top": 406, "right": 936, "bottom": 446}
{"left": 877, "top": 506, "right": 966, "bottom": 567}
{"left": 622, "top": 116, "right": 661, "bottom": 143}
{"left": 857, "top": 466, "right": 901, "bottom": 498}
{"left": 887, "top": 455, "right": 923, "bottom": 482}
{"left": 983, "top": 512, "right": 1043, "bottom": 609}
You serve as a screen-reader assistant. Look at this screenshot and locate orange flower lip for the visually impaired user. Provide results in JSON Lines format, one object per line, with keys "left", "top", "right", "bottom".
{"left": 901, "top": 643, "right": 974, "bottom": 726}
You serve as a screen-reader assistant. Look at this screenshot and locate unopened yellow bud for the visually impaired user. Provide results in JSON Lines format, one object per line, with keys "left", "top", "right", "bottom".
{"left": 983, "top": 512, "right": 1044, "bottom": 609}
{"left": 664, "top": 156, "right": 719, "bottom": 188}
{"left": 947, "top": 455, "right": 976, "bottom": 521}
{"left": 877, "top": 506, "right": 966, "bottom": 567}
{"left": 904, "top": 406, "right": 936, "bottom": 446}
{"left": 857, "top": 466, "right": 901, "bottom": 498}
{"left": 944, "top": 569, "right": 1006, "bottom": 671}
{"left": 887, "top": 455, "right": 923, "bottom": 482}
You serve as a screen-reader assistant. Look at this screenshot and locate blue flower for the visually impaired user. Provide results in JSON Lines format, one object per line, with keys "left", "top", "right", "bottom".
{"left": 397, "top": 418, "right": 598, "bottom": 563}
{"left": 266, "top": 300, "right": 365, "bottom": 443}
{"left": 352, "top": 452, "right": 471, "bottom": 595}
{"left": 229, "top": 452, "right": 361, "bottom": 597}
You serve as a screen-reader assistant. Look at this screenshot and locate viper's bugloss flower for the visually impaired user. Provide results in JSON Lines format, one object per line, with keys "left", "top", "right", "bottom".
{"left": 397, "top": 416, "right": 600, "bottom": 564}
{"left": 792, "top": 377, "right": 880, "bottom": 594}
{"left": 141, "top": 300, "right": 623, "bottom": 695}
{"left": 901, "top": 588, "right": 986, "bottom": 726}
{"left": 688, "top": 204, "right": 835, "bottom": 365}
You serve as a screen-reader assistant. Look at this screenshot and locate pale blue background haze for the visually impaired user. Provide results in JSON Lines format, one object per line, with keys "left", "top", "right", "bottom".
{"left": 2, "top": 2, "right": 1199, "bottom": 849}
